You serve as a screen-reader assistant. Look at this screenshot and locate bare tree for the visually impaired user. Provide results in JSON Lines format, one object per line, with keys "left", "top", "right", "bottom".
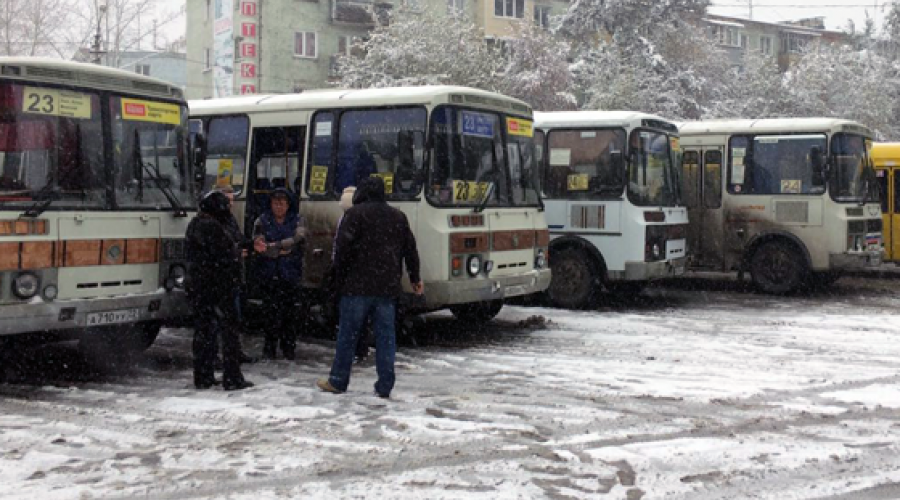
{"left": 0, "top": 0, "right": 81, "bottom": 57}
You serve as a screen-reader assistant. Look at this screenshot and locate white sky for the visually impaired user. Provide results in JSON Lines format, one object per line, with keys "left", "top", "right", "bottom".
{"left": 708, "top": 0, "right": 893, "bottom": 33}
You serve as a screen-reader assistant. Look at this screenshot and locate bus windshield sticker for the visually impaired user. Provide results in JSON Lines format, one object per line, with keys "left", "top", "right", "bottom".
{"left": 121, "top": 98, "right": 181, "bottom": 125}
{"left": 757, "top": 138, "right": 779, "bottom": 144}
{"left": 581, "top": 131, "right": 597, "bottom": 139}
{"left": 217, "top": 159, "right": 233, "bottom": 186}
{"left": 371, "top": 172, "right": 394, "bottom": 194}
{"left": 461, "top": 111, "right": 494, "bottom": 138}
{"left": 731, "top": 157, "right": 745, "bottom": 184}
{"left": 549, "top": 148, "right": 571, "bottom": 167}
{"left": 22, "top": 87, "right": 92, "bottom": 119}
{"left": 315, "top": 121, "right": 332, "bottom": 137}
{"left": 507, "top": 118, "right": 533, "bottom": 137}
{"left": 452, "top": 180, "right": 491, "bottom": 202}
{"left": 733, "top": 147, "right": 746, "bottom": 157}
{"left": 309, "top": 165, "right": 329, "bottom": 194}
{"left": 567, "top": 174, "right": 589, "bottom": 191}
{"left": 670, "top": 137, "right": 680, "bottom": 151}
{"left": 781, "top": 180, "right": 801, "bottom": 194}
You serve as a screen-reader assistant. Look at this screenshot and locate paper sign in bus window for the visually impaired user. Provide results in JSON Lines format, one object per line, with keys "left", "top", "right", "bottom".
{"left": 309, "top": 165, "right": 329, "bottom": 194}
{"left": 549, "top": 148, "right": 571, "bottom": 167}
{"left": 781, "top": 179, "right": 802, "bottom": 194}
{"left": 507, "top": 118, "right": 533, "bottom": 137}
{"left": 121, "top": 98, "right": 181, "bottom": 125}
{"left": 461, "top": 111, "right": 494, "bottom": 138}
{"left": 670, "top": 137, "right": 680, "bottom": 151}
{"left": 217, "top": 159, "right": 233, "bottom": 185}
{"left": 22, "top": 87, "right": 92, "bottom": 119}
{"left": 567, "top": 173, "right": 589, "bottom": 191}
{"left": 452, "top": 180, "right": 491, "bottom": 202}
{"left": 315, "top": 121, "right": 332, "bottom": 137}
{"left": 371, "top": 172, "right": 394, "bottom": 194}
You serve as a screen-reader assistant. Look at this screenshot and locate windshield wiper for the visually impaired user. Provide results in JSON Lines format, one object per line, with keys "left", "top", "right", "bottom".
{"left": 142, "top": 161, "right": 188, "bottom": 217}
{"left": 20, "top": 183, "right": 59, "bottom": 218}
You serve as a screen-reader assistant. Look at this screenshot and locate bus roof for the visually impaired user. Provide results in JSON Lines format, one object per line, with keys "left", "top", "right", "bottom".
{"left": 0, "top": 57, "right": 184, "bottom": 100}
{"left": 872, "top": 143, "right": 900, "bottom": 167}
{"left": 189, "top": 86, "right": 533, "bottom": 117}
{"left": 678, "top": 118, "right": 873, "bottom": 138}
{"left": 534, "top": 110, "right": 675, "bottom": 129}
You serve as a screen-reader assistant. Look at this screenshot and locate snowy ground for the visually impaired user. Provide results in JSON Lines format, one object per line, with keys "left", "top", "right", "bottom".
{"left": 3, "top": 275, "right": 900, "bottom": 499}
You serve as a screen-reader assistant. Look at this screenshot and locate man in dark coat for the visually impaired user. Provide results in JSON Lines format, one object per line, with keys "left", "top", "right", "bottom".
{"left": 317, "top": 177, "right": 423, "bottom": 398}
{"left": 185, "top": 191, "right": 254, "bottom": 391}
{"left": 252, "top": 188, "right": 307, "bottom": 360}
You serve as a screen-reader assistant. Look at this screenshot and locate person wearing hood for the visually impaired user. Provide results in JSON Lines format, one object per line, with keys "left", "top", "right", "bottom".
{"left": 185, "top": 190, "right": 254, "bottom": 391}
{"left": 317, "top": 177, "right": 423, "bottom": 399}
{"left": 252, "top": 187, "right": 307, "bottom": 360}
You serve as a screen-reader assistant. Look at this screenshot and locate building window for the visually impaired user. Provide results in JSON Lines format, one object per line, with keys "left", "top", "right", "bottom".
{"left": 759, "top": 36, "right": 773, "bottom": 55}
{"left": 294, "top": 32, "right": 317, "bottom": 58}
{"left": 781, "top": 32, "right": 810, "bottom": 54}
{"left": 338, "top": 36, "right": 350, "bottom": 56}
{"left": 134, "top": 64, "right": 151, "bottom": 76}
{"left": 495, "top": 0, "right": 524, "bottom": 19}
{"left": 711, "top": 25, "right": 741, "bottom": 47}
{"left": 447, "top": 0, "right": 464, "bottom": 13}
{"left": 534, "top": 5, "right": 550, "bottom": 28}
{"left": 740, "top": 34, "right": 748, "bottom": 51}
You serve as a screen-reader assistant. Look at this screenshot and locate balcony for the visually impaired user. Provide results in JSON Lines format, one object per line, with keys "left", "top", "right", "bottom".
{"left": 332, "top": 0, "right": 391, "bottom": 26}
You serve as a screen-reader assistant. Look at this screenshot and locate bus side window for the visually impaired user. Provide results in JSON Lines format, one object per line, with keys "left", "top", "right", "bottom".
{"left": 894, "top": 170, "right": 900, "bottom": 214}
{"left": 728, "top": 136, "right": 749, "bottom": 194}
{"left": 205, "top": 116, "right": 249, "bottom": 194}
{"left": 876, "top": 169, "right": 888, "bottom": 214}
{"left": 681, "top": 150, "right": 700, "bottom": 208}
{"left": 306, "top": 112, "right": 334, "bottom": 197}
{"left": 703, "top": 150, "right": 722, "bottom": 209}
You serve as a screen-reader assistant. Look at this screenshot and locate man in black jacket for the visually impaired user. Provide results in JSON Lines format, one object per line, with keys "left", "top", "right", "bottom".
{"left": 185, "top": 191, "right": 254, "bottom": 391}
{"left": 317, "top": 177, "right": 422, "bottom": 398}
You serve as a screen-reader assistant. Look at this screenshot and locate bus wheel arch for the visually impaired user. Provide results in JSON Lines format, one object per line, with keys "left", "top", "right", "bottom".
{"left": 745, "top": 233, "right": 810, "bottom": 294}
{"left": 547, "top": 237, "right": 607, "bottom": 309}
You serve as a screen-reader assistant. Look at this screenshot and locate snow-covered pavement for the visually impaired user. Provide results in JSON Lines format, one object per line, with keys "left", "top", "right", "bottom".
{"left": 3, "top": 277, "right": 900, "bottom": 499}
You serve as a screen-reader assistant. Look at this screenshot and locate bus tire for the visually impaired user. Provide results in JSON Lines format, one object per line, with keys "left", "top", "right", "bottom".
{"left": 450, "top": 300, "right": 503, "bottom": 323}
{"left": 548, "top": 247, "right": 598, "bottom": 309}
{"left": 750, "top": 241, "right": 807, "bottom": 294}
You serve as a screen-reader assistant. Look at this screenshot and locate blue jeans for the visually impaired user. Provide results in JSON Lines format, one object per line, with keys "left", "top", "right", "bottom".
{"left": 328, "top": 295, "right": 396, "bottom": 396}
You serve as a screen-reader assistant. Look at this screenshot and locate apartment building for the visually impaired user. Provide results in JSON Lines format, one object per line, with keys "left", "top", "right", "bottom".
{"left": 702, "top": 14, "right": 848, "bottom": 71}
{"left": 185, "top": 0, "right": 568, "bottom": 99}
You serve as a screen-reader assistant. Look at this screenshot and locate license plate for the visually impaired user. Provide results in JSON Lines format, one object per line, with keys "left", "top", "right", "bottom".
{"left": 86, "top": 308, "right": 141, "bottom": 326}
{"left": 505, "top": 285, "right": 526, "bottom": 297}
{"left": 673, "top": 265, "right": 686, "bottom": 276}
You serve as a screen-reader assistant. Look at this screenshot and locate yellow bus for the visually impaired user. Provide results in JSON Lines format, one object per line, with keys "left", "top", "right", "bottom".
{"left": 873, "top": 142, "right": 900, "bottom": 262}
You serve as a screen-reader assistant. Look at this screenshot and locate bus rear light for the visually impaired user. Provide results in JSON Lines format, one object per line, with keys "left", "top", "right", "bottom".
{"left": 43, "top": 284, "right": 58, "bottom": 301}
{"left": 644, "top": 211, "right": 665, "bottom": 223}
{"left": 535, "top": 249, "right": 547, "bottom": 269}
{"left": 451, "top": 256, "right": 462, "bottom": 276}
{"left": 467, "top": 255, "right": 482, "bottom": 276}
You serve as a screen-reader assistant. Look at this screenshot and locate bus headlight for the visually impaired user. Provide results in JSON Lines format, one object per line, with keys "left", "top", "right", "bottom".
{"left": 43, "top": 284, "right": 58, "bottom": 301}
{"left": 535, "top": 249, "right": 546, "bottom": 269}
{"left": 13, "top": 272, "right": 40, "bottom": 300}
{"left": 467, "top": 255, "right": 482, "bottom": 277}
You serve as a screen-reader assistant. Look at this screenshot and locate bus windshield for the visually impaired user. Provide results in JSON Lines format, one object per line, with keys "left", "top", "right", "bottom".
{"left": 111, "top": 95, "right": 194, "bottom": 210}
{"left": 0, "top": 82, "right": 105, "bottom": 208}
{"left": 830, "top": 133, "right": 879, "bottom": 204}
{"left": 429, "top": 105, "right": 536, "bottom": 207}
{"left": 627, "top": 129, "right": 678, "bottom": 207}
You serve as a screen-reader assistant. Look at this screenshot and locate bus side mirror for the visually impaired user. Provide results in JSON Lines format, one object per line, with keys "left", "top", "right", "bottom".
{"left": 192, "top": 133, "right": 208, "bottom": 169}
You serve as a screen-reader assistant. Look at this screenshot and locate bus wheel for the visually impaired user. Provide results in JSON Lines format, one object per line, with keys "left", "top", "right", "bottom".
{"left": 548, "top": 248, "right": 597, "bottom": 309}
{"left": 750, "top": 241, "right": 806, "bottom": 294}
{"left": 450, "top": 300, "right": 503, "bottom": 323}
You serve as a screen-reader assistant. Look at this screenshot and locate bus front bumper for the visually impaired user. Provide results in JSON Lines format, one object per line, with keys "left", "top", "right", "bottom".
{"left": 829, "top": 251, "right": 883, "bottom": 270}
{"left": 615, "top": 257, "right": 688, "bottom": 281}
{"left": 0, "top": 289, "right": 192, "bottom": 337}
{"left": 423, "top": 269, "right": 552, "bottom": 308}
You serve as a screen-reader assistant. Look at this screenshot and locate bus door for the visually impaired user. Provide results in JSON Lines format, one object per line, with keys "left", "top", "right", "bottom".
{"left": 246, "top": 126, "right": 305, "bottom": 230}
{"left": 877, "top": 167, "right": 900, "bottom": 262}
{"left": 682, "top": 147, "right": 724, "bottom": 268}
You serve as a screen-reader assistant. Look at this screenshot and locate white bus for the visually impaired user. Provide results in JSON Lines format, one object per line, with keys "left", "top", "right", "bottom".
{"left": 190, "top": 86, "right": 551, "bottom": 323}
{"left": 533, "top": 111, "right": 688, "bottom": 309}
{"left": 0, "top": 58, "right": 194, "bottom": 352}
{"left": 678, "top": 118, "right": 883, "bottom": 293}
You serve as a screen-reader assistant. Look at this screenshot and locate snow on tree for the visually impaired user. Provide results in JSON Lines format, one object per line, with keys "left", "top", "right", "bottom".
{"left": 785, "top": 42, "right": 899, "bottom": 139}
{"left": 0, "top": 0, "right": 81, "bottom": 57}
{"left": 706, "top": 49, "right": 788, "bottom": 120}
{"left": 334, "top": 10, "right": 575, "bottom": 110}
